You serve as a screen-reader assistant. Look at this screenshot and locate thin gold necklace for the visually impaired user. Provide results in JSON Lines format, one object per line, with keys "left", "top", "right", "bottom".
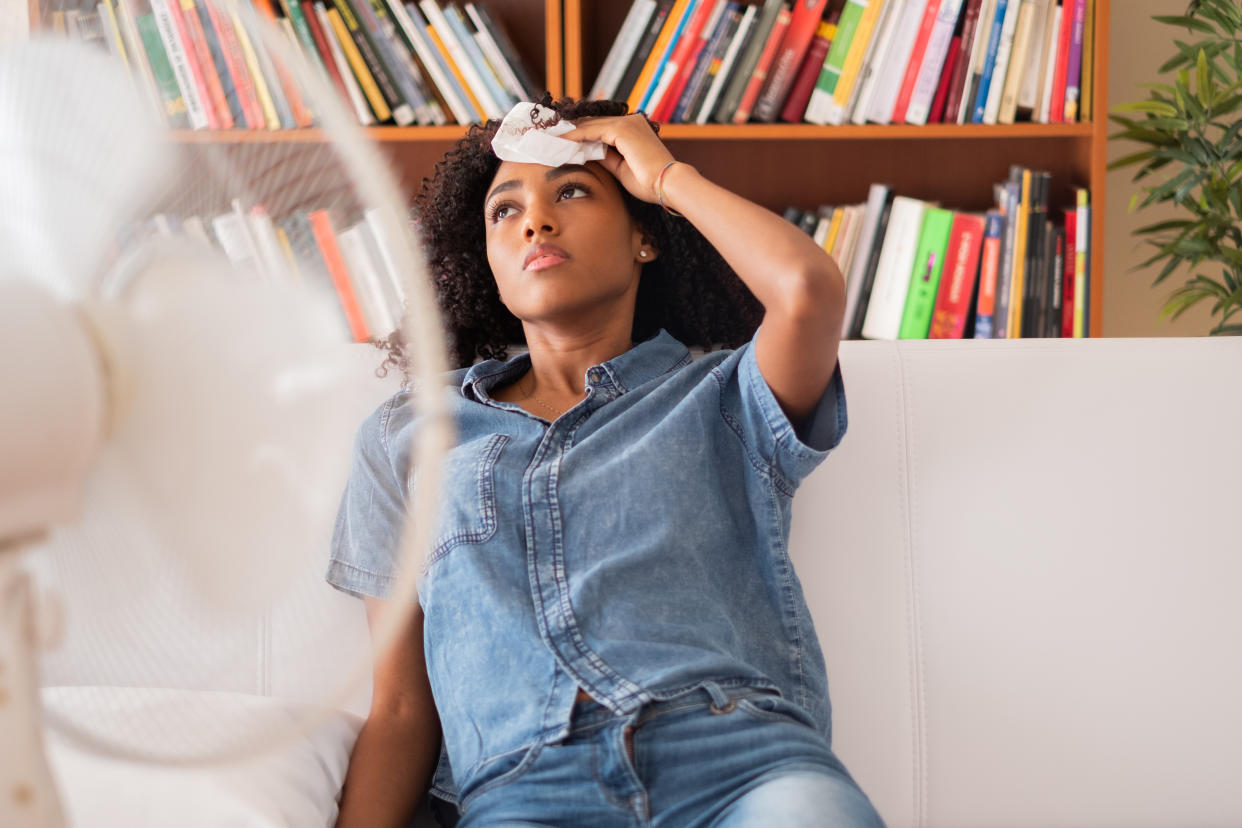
{"left": 519, "top": 371, "right": 566, "bottom": 418}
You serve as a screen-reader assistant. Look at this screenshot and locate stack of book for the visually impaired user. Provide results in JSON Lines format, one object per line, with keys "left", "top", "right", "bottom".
{"left": 589, "top": 0, "right": 1095, "bottom": 126}
{"left": 782, "top": 168, "right": 1091, "bottom": 339}
{"left": 124, "top": 201, "right": 408, "bottom": 341}
{"left": 53, "top": 0, "right": 540, "bottom": 129}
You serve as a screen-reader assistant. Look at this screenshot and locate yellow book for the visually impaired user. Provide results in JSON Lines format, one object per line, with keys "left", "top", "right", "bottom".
{"left": 1007, "top": 169, "right": 1031, "bottom": 337}
{"left": 326, "top": 7, "right": 390, "bottom": 123}
{"left": 1073, "top": 187, "right": 1089, "bottom": 337}
{"left": 230, "top": 1, "right": 281, "bottom": 129}
{"left": 829, "top": 0, "right": 885, "bottom": 118}
{"left": 823, "top": 207, "right": 845, "bottom": 256}
{"left": 427, "top": 24, "right": 485, "bottom": 122}
{"left": 273, "top": 224, "right": 303, "bottom": 285}
{"left": 626, "top": 0, "right": 691, "bottom": 113}
{"left": 1080, "top": 0, "right": 1095, "bottom": 122}
{"left": 100, "top": 0, "right": 130, "bottom": 70}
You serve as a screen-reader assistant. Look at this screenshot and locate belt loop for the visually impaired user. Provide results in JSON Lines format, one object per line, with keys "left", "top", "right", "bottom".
{"left": 702, "top": 681, "right": 736, "bottom": 714}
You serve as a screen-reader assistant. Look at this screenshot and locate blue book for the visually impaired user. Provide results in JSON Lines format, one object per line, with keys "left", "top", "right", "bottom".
{"left": 443, "top": 3, "right": 515, "bottom": 111}
{"left": 192, "top": 0, "right": 245, "bottom": 128}
{"left": 637, "top": 0, "right": 700, "bottom": 113}
{"left": 972, "top": 210, "right": 1004, "bottom": 339}
{"left": 403, "top": 3, "right": 477, "bottom": 123}
{"left": 672, "top": 1, "right": 737, "bottom": 123}
{"left": 971, "top": 0, "right": 1008, "bottom": 123}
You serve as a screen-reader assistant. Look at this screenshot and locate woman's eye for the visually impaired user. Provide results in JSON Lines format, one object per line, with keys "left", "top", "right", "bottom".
{"left": 559, "top": 183, "right": 590, "bottom": 201}
{"left": 488, "top": 203, "right": 515, "bottom": 222}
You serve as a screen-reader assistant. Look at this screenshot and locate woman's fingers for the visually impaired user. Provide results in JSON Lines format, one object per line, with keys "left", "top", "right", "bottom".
{"left": 561, "top": 115, "right": 674, "bottom": 202}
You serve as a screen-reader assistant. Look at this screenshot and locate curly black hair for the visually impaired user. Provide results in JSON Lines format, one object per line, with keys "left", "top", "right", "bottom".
{"left": 378, "top": 95, "right": 763, "bottom": 377}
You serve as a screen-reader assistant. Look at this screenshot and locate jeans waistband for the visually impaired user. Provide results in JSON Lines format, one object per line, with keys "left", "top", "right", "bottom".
{"left": 567, "top": 681, "right": 776, "bottom": 736}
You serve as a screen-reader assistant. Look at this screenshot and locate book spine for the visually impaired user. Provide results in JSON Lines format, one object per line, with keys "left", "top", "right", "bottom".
{"left": 861, "top": 196, "right": 926, "bottom": 341}
{"left": 1049, "top": 0, "right": 1072, "bottom": 121}
{"left": 589, "top": 0, "right": 656, "bottom": 100}
{"left": 1046, "top": 224, "right": 1064, "bottom": 337}
{"left": 696, "top": 3, "right": 752, "bottom": 123}
{"left": 336, "top": 0, "right": 414, "bottom": 123}
{"left": 943, "top": 0, "right": 983, "bottom": 122}
{"left": 179, "top": 0, "right": 232, "bottom": 128}
{"left": 992, "top": 179, "right": 1019, "bottom": 337}
{"left": 1006, "top": 167, "right": 1031, "bottom": 337}
{"left": 1021, "top": 170, "right": 1049, "bottom": 337}
{"left": 906, "top": 0, "right": 965, "bottom": 125}
{"left": 846, "top": 192, "right": 895, "bottom": 340}
{"left": 463, "top": 3, "right": 526, "bottom": 101}
{"left": 365, "top": 0, "right": 435, "bottom": 124}
{"left": 972, "top": 209, "right": 1003, "bottom": 338}
{"left": 303, "top": 0, "right": 351, "bottom": 104}
{"left": 754, "top": 0, "right": 830, "bottom": 123}
{"left": 804, "top": 0, "right": 864, "bottom": 124}
{"left": 997, "top": 0, "right": 1035, "bottom": 123}
{"left": 981, "top": 0, "right": 1020, "bottom": 124}
{"left": 674, "top": 2, "right": 736, "bottom": 123}
{"left": 1062, "top": 0, "right": 1085, "bottom": 121}
{"left": 780, "top": 19, "right": 833, "bottom": 122}
{"left": 151, "top": 0, "right": 210, "bottom": 128}
{"left": 732, "top": 6, "right": 791, "bottom": 123}
{"left": 393, "top": 1, "right": 473, "bottom": 123}
{"left": 308, "top": 209, "right": 372, "bottom": 342}
{"left": 842, "top": 183, "right": 890, "bottom": 337}
{"left": 280, "top": 0, "right": 329, "bottom": 77}
{"left": 891, "top": 0, "right": 941, "bottom": 124}
{"left": 420, "top": 0, "right": 498, "bottom": 118}
{"left": 970, "top": 0, "right": 1006, "bottom": 122}
{"left": 114, "top": 0, "right": 169, "bottom": 119}
{"left": 898, "top": 206, "right": 956, "bottom": 339}
{"left": 638, "top": 0, "right": 700, "bottom": 114}
{"left": 958, "top": 0, "right": 996, "bottom": 122}
{"left": 326, "top": 5, "right": 391, "bottom": 120}
{"left": 627, "top": 0, "right": 691, "bottom": 112}
{"left": 207, "top": 0, "right": 262, "bottom": 129}
{"left": 444, "top": 4, "right": 514, "bottom": 112}
{"left": 193, "top": 0, "right": 245, "bottom": 127}
{"left": 616, "top": 0, "right": 674, "bottom": 107}
{"left": 929, "top": 212, "right": 986, "bottom": 339}
{"left": 467, "top": 3, "right": 539, "bottom": 101}
{"left": 649, "top": 0, "right": 718, "bottom": 122}
{"left": 824, "top": 0, "right": 883, "bottom": 124}
{"left": 1079, "top": 0, "right": 1093, "bottom": 120}
{"left": 1061, "top": 208, "right": 1076, "bottom": 337}
{"left": 927, "top": 34, "right": 960, "bottom": 122}
{"left": 229, "top": 0, "right": 288, "bottom": 128}
{"left": 133, "top": 6, "right": 191, "bottom": 127}
{"left": 713, "top": 0, "right": 783, "bottom": 122}
{"left": 1073, "top": 186, "right": 1088, "bottom": 337}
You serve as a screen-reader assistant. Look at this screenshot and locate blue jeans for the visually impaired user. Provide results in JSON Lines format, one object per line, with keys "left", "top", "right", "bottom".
{"left": 451, "top": 683, "right": 886, "bottom": 827}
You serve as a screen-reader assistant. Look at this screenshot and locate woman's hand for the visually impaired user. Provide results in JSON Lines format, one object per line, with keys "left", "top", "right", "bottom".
{"left": 561, "top": 115, "right": 678, "bottom": 205}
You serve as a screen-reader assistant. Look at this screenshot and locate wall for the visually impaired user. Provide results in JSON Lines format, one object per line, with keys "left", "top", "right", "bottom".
{"left": 1104, "top": 0, "right": 1222, "bottom": 337}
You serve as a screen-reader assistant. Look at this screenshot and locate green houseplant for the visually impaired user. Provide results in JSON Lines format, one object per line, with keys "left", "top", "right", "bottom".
{"left": 1109, "top": 0, "right": 1242, "bottom": 334}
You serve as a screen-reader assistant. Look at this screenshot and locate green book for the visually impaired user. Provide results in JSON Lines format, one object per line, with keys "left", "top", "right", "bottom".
{"left": 804, "top": 0, "right": 866, "bottom": 122}
{"left": 898, "top": 207, "right": 956, "bottom": 339}
{"left": 135, "top": 11, "right": 189, "bottom": 129}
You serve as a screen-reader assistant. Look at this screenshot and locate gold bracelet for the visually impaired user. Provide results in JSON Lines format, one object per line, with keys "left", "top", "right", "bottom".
{"left": 655, "top": 160, "right": 684, "bottom": 218}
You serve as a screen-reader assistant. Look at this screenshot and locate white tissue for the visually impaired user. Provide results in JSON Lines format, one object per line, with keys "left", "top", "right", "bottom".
{"left": 491, "top": 102, "right": 608, "bottom": 167}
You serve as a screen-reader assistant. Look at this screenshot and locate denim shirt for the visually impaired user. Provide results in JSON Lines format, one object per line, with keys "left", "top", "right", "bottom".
{"left": 326, "top": 328, "right": 848, "bottom": 806}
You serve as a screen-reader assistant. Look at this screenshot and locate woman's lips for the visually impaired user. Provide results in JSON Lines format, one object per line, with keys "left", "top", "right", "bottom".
{"left": 523, "top": 244, "right": 570, "bottom": 271}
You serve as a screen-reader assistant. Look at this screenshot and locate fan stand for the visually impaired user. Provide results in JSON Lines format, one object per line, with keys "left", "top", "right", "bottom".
{"left": 0, "top": 542, "right": 67, "bottom": 828}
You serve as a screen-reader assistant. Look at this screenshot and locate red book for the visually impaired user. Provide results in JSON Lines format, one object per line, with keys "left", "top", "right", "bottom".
{"left": 943, "top": 0, "right": 984, "bottom": 123}
{"left": 308, "top": 209, "right": 371, "bottom": 342}
{"left": 929, "top": 212, "right": 986, "bottom": 339}
{"left": 161, "top": 0, "right": 220, "bottom": 128}
{"left": 650, "top": 0, "right": 719, "bottom": 123}
{"left": 754, "top": 0, "right": 830, "bottom": 123}
{"left": 732, "top": 6, "right": 791, "bottom": 124}
{"left": 1061, "top": 209, "right": 1077, "bottom": 337}
{"left": 891, "top": 0, "right": 942, "bottom": 124}
{"left": 205, "top": 0, "right": 263, "bottom": 129}
{"left": 927, "top": 34, "right": 960, "bottom": 123}
{"left": 780, "top": 20, "right": 834, "bottom": 123}
{"left": 178, "top": 0, "right": 233, "bottom": 128}
{"left": 1050, "top": 0, "right": 1074, "bottom": 122}
{"left": 301, "top": 0, "right": 349, "bottom": 107}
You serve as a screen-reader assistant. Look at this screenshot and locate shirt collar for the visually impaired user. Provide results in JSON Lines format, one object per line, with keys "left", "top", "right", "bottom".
{"left": 461, "top": 329, "right": 692, "bottom": 400}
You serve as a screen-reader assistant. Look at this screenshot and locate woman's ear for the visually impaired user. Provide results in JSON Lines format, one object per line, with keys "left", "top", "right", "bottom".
{"left": 635, "top": 231, "right": 660, "bottom": 264}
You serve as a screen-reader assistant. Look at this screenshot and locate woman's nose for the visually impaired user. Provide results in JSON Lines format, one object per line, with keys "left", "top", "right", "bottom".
{"left": 523, "top": 205, "right": 557, "bottom": 238}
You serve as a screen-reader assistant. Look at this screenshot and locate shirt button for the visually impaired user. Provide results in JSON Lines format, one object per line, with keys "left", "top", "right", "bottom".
{"left": 588, "top": 369, "right": 602, "bottom": 383}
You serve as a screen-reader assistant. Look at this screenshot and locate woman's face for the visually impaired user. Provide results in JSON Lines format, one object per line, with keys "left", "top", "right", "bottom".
{"left": 483, "top": 160, "right": 649, "bottom": 328}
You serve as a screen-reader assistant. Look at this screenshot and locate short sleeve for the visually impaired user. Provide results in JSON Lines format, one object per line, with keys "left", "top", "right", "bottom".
{"left": 719, "top": 338, "right": 848, "bottom": 492}
{"left": 325, "top": 394, "right": 409, "bottom": 601}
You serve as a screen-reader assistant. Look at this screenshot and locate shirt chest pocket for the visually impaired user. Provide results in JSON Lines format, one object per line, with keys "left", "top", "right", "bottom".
{"left": 420, "top": 433, "right": 509, "bottom": 569}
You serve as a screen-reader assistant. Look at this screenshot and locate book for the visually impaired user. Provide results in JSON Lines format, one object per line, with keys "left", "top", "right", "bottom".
{"left": 980, "top": 0, "right": 1020, "bottom": 124}
{"left": 363, "top": 0, "right": 441, "bottom": 125}
{"left": 1020, "top": 170, "right": 1050, "bottom": 337}
{"left": 615, "top": 0, "right": 676, "bottom": 108}
{"left": 390, "top": 1, "right": 475, "bottom": 123}
{"left": 1061, "top": 207, "right": 1076, "bottom": 337}
{"left": 805, "top": 0, "right": 866, "bottom": 124}
{"left": 1015, "top": 0, "right": 1050, "bottom": 113}
{"left": 193, "top": 0, "right": 245, "bottom": 127}
{"left": 971, "top": 209, "right": 1003, "bottom": 338}
{"left": 590, "top": 0, "right": 658, "bottom": 101}
{"left": 1035, "top": 2, "right": 1060, "bottom": 122}
{"left": 1073, "top": 185, "right": 1089, "bottom": 337}
{"left": 649, "top": 0, "right": 720, "bottom": 122}
{"left": 626, "top": 0, "right": 692, "bottom": 113}
{"left": 753, "top": 0, "right": 830, "bottom": 123}
{"left": 675, "top": 2, "right": 740, "bottom": 123}
{"left": 929, "top": 212, "right": 986, "bottom": 338}
{"left": 127, "top": 0, "right": 191, "bottom": 128}
{"left": 957, "top": 0, "right": 994, "bottom": 121}
{"left": 179, "top": 0, "right": 233, "bottom": 127}
{"left": 1005, "top": 167, "right": 1031, "bottom": 337}
{"left": 927, "top": 33, "right": 960, "bottom": 121}
{"left": 942, "top": 0, "right": 983, "bottom": 123}
{"left": 732, "top": 4, "right": 791, "bottom": 123}
{"left": 823, "top": 0, "right": 886, "bottom": 125}
{"left": 1062, "top": 0, "right": 1086, "bottom": 121}
{"left": 905, "top": 0, "right": 964, "bottom": 125}
{"left": 991, "top": 177, "right": 1019, "bottom": 337}
{"left": 420, "top": 0, "right": 496, "bottom": 118}
{"left": 898, "top": 206, "right": 955, "bottom": 339}
{"left": 464, "top": 3, "right": 532, "bottom": 102}
{"left": 308, "top": 208, "right": 371, "bottom": 342}
{"left": 967, "top": 0, "right": 1004, "bottom": 122}
{"left": 316, "top": 2, "right": 376, "bottom": 123}
{"left": 997, "top": 0, "right": 1036, "bottom": 123}
{"left": 861, "top": 195, "right": 928, "bottom": 340}
{"left": 443, "top": 3, "right": 515, "bottom": 113}
{"left": 712, "top": 0, "right": 784, "bottom": 123}
{"left": 850, "top": 0, "right": 905, "bottom": 124}
{"left": 302, "top": 0, "right": 351, "bottom": 106}
{"left": 890, "top": 0, "right": 940, "bottom": 124}
{"left": 1048, "top": 0, "right": 1072, "bottom": 121}
{"left": 1079, "top": 0, "right": 1093, "bottom": 120}
{"left": 338, "top": 220, "right": 399, "bottom": 336}
{"left": 325, "top": 4, "right": 390, "bottom": 121}
{"left": 209, "top": 0, "right": 264, "bottom": 128}
{"left": 465, "top": 3, "right": 539, "bottom": 102}
{"left": 780, "top": 19, "right": 833, "bottom": 122}
{"left": 695, "top": 2, "right": 754, "bottom": 123}
{"left": 842, "top": 183, "right": 892, "bottom": 338}
{"left": 334, "top": 0, "right": 414, "bottom": 124}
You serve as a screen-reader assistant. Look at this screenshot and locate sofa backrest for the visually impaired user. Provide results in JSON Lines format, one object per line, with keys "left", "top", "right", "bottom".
{"left": 35, "top": 337, "right": 1242, "bottom": 827}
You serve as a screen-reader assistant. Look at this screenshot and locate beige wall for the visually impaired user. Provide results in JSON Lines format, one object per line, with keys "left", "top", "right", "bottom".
{"left": 1104, "top": 0, "right": 1222, "bottom": 337}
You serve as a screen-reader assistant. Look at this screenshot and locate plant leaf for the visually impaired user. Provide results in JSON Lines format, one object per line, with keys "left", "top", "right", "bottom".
{"left": 1113, "top": 100, "right": 1180, "bottom": 117}
{"left": 1153, "top": 14, "right": 1217, "bottom": 34}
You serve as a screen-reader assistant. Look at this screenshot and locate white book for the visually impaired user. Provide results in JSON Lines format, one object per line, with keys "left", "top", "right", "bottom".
{"left": 842, "top": 183, "right": 891, "bottom": 338}
{"left": 364, "top": 206, "right": 408, "bottom": 308}
{"left": 1036, "top": 4, "right": 1061, "bottom": 122}
{"left": 837, "top": 205, "right": 867, "bottom": 278}
{"left": 248, "top": 206, "right": 294, "bottom": 283}
{"left": 338, "top": 222, "right": 397, "bottom": 336}
{"left": 861, "top": 196, "right": 927, "bottom": 341}
{"left": 589, "top": 0, "right": 657, "bottom": 100}
{"left": 465, "top": 3, "right": 529, "bottom": 102}
{"left": 865, "top": 0, "right": 926, "bottom": 125}
{"left": 315, "top": 2, "right": 375, "bottom": 126}
{"left": 420, "top": 0, "right": 502, "bottom": 119}
{"left": 1017, "top": 0, "right": 1051, "bottom": 110}
{"left": 982, "top": 0, "right": 1023, "bottom": 124}
{"left": 813, "top": 215, "right": 832, "bottom": 247}
{"left": 957, "top": 0, "right": 996, "bottom": 123}
{"left": 850, "top": 0, "right": 904, "bottom": 124}
{"left": 150, "top": 0, "right": 209, "bottom": 129}
{"left": 113, "top": 1, "right": 165, "bottom": 124}
{"left": 998, "top": 0, "right": 1037, "bottom": 123}
{"left": 212, "top": 201, "right": 263, "bottom": 276}
{"left": 387, "top": 0, "right": 473, "bottom": 124}
{"left": 695, "top": 4, "right": 757, "bottom": 124}
{"left": 906, "top": 0, "right": 966, "bottom": 125}
{"left": 843, "top": 0, "right": 899, "bottom": 123}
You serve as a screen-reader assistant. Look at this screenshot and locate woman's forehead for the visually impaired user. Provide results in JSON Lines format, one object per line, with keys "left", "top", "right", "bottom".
{"left": 488, "top": 160, "right": 614, "bottom": 192}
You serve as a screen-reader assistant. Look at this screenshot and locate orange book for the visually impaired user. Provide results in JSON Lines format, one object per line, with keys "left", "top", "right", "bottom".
{"left": 732, "top": 5, "right": 791, "bottom": 124}
{"left": 308, "top": 209, "right": 371, "bottom": 342}
{"left": 250, "top": 0, "right": 313, "bottom": 126}
{"left": 204, "top": 0, "right": 261, "bottom": 128}
{"left": 626, "top": 0, "right": 691, "bottom": 113}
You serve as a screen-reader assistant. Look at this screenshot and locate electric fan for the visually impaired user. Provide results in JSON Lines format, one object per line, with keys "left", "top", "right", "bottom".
{"left": 0, "top": 6, "right": 452, "bottom": 825}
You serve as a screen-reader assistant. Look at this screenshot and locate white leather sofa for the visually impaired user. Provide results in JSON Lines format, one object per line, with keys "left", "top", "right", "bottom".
{"left": 35, "top": 336, "right": 1242, "bottom": 827}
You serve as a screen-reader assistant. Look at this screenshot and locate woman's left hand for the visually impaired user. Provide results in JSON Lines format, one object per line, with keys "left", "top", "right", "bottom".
{"left": 561, "top": 115, "right": 677, "bottom": 206}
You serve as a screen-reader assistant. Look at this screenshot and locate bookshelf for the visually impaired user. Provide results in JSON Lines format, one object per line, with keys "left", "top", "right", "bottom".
{"left": 31, "top": 0, "right": 1109, "bottom": 337}
{"left": 565, "top": 0, "right": 1110, "bottom": 338}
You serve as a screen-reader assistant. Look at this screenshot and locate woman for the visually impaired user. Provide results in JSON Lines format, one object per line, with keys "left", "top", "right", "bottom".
{"left": 327, "top": 96, "right": 884, "bottom": 827}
